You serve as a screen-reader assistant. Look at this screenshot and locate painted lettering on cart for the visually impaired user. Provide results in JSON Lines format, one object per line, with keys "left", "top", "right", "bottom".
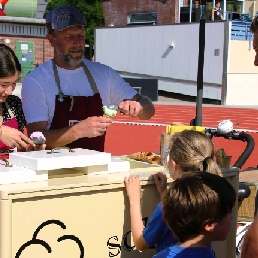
{"left": 107, "top": 217, "right": 155, "bottom": 257}
{"left": 107, "top": 236, "right": 121, "bottom": 257}
{"left": 15, "top": 219, "right": 84, "bottom": 258}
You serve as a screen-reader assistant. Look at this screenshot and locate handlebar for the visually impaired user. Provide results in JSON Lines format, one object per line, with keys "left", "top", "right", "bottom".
{"left": 205, "top": 129, "right": 255, "bottom": 169}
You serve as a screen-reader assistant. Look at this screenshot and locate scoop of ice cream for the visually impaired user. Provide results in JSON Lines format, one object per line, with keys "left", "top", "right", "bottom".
{"left": 30, "top": 131, "right": 46, "bottom": 146}
{"left": 103, "top": 106, "right": 117, "bottom": 117}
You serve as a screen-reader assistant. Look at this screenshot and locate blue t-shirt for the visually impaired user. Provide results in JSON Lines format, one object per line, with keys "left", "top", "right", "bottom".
{"left": 143, "top": 203, "right": 177, "bottom": 253}
{"left": 153, "top": 244, "right": 215, "bottom": 258}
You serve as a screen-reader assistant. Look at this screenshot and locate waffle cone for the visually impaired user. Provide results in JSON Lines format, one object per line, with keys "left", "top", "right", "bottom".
{"left": 103, "top": 114, "right": 113, "bottom": 118}
{"left": 127, "top": 152, "right": 160, "bottom": 164}
{"left": 215, "top": 148, "right": 227, "bottom": 158}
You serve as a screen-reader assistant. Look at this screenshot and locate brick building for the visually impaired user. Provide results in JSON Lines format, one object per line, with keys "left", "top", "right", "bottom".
{"left": 102, "top": 0, "right": 257, "bottom": 26}
{"left": 0, "top": 36, "right": 53, "bottom": 66}
{"left": 102, "top": 0, "right": 180, "bottom": 27}
{"left": 0, "top": 16, "right": 53, "bottom": 76}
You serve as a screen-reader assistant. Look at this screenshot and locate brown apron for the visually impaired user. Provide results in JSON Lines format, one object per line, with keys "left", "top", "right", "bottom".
{"left": 49, "top": 60, "right": 105, "bottom": 151}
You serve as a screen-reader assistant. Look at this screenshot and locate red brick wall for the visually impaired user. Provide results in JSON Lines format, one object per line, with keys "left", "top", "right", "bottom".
{"left": 0, "top": 36, "right": 53, "bottom": 65}
{"left": 102, "top": 0, "right": 180, "bottom": 27}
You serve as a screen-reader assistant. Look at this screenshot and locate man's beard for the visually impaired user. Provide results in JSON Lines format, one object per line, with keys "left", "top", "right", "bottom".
{"left": 55, "top": 44, "right": 85, "bottom": 67}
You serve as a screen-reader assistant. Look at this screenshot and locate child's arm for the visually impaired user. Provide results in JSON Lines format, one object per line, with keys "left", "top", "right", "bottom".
{"left": 241, "top": 213, "right": 258, "bottom": 257}
{"left": 124, "top": 176, "right": 149, "bottom": 251}
{"left": 153, "top": 172, "right": 168, "bottom": 198}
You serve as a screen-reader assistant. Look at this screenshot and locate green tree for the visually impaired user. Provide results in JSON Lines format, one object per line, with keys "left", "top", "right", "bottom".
{"left": 45, "top": 0, "right": 104, "bottom": 45}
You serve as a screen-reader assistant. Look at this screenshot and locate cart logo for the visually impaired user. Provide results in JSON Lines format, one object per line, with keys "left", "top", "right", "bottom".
{"left": 15, "top": 219, "right": 84, "bottom": 258}
{"left": 107, "top": 217, "right": 155, "bottom": 257}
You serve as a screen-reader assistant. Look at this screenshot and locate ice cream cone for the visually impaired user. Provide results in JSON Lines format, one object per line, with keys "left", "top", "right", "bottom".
{"left": 103, "top": 114, "right": 113, "bottom": 119}
{"left": 30, "top": 131, "right": 46, "bottom": 146}
{"left": 103, "top": 105, "right": 117, "bottom": 118}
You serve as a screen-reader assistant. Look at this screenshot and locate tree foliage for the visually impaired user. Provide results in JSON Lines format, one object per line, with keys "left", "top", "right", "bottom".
{"left": 45, "top": 0, "right": 104, "bottom": 44}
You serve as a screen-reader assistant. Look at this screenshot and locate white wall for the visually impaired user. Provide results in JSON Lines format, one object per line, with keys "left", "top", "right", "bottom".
{"left": 226, "top": 73, "right": 258, "bottom": 105}
{"left": 157, "top": 80, "right": 222, "bottom": 99}
{"left": 225, "top": 37, "right": 258, "bottom": 105}
{"left": 95, "top": 22, "right": 226, "bottom": 100}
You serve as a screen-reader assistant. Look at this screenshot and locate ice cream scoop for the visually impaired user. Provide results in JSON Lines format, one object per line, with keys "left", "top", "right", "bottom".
{"left": 102, "top": 105, "right": 117, "bottom": 118}
{"left": 106, "top": 105, "right": 125, "bottom": 113}
{"left": 30, "top": 131, "right": 46, "bottom": 146}
{"left": 103, "top": 105, "right": 126, "bottom": 118}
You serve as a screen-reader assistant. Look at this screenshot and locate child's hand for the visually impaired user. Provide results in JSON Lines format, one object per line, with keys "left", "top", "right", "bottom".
{"left": 153, "top": 172, "right": 167, "bottom": 195}
{"left": 124, "top": 175, "right": 141, "bottom": 204}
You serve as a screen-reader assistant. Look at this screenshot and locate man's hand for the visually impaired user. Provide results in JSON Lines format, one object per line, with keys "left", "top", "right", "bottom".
{"left": 119, "top": 94, "right": 154, "bottom": 120}
{"left": 26, "top": 116, "right": 113, "bottom": 149}
{"left": 118, "top": 100, "right": 142, "bottom": 117}
{"left": 74, "top": 116, "right": 113, "bottom": 138}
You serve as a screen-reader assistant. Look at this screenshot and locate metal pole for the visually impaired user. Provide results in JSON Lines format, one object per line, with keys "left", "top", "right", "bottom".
{"left": 90, "top": 42, "right": 92, "bottom": 60}
{"left": 189, "top": 0, "right": 193, "bottom": 22}
{"left": 178, "top": 0, "right": 181, "bottom": 22}
{"left": 253, "top": 0, "right": 256, "bottom": 18}
{"left": 42, "top": 40, "right": 45, "bottom": 63}
{"left": 194, "top": 0, "right": 206, "bottom": 126}
{"left": 223, "top": 0, "right": 226, "bottom": 20}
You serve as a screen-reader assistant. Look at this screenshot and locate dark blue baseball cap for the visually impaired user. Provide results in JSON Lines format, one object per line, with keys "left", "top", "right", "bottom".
{"left": 46, "top": 5, "right": 87, "bottom": 32}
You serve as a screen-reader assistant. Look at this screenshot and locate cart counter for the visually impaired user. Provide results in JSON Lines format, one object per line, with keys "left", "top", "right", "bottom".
{"left": 0, "top": 159, "right": 239, "bottom": 258}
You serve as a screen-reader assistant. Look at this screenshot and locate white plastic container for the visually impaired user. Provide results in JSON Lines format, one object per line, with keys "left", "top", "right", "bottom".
{"left": 9, "top": 148, "right": 112, "bottom": 171}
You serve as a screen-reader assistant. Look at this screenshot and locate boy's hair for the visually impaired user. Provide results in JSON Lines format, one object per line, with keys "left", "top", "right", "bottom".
{"left": 164, "top": 130, "right": 222, "bottom": 176}
{"left": 163, "top": 172, "right": 236, "bottom": 243}
{"left": 250, "top": 16, "right": 258, "bottom": 33}
{"left": 215, "top": 1, "right": 220, "bottom": 4}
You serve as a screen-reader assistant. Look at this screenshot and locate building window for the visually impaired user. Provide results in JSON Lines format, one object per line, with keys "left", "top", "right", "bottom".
{"left": 179, "top": 0, "right": 244, "bottom": 23}
{"left": 127, "top": 12, "right": 157, "bottom": 25}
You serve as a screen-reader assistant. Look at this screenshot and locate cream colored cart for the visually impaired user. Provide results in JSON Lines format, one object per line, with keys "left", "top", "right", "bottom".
{"left": 0, "top": 156, "right": 239, "bottom": 258}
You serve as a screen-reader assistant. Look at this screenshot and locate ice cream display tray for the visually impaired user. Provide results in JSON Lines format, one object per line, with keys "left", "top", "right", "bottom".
{"left": 9, "top": 147, "right": 111, "bottom": 171}
{"left": 0, "top": 158, "right": 47, "bottom": 184}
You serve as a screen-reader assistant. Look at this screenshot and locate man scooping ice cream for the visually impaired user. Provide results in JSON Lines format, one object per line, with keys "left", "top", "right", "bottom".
{"left": 21, "top": 6, "right": 155, "bottom": 152}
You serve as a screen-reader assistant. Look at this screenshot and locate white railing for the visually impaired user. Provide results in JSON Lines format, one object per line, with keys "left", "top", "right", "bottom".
{"left": 231, "top": 22, "right": 253, "bottom": 41}
{"left": 0, "top": 17, "right": 46, "bottom": 38}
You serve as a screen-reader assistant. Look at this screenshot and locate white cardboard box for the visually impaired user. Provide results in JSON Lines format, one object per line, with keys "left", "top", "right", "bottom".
{"left": 9, "top": 148, "right": 112, "bottom": 171}
{"left": 0, "top": 161, "right": 48, "bottom": 185}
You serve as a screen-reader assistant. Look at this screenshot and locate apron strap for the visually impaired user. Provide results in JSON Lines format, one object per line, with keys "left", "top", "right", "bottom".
{"left": 5, "top": 101, "right": 15, "bottom": 119}
{"left": 0, "top": 102, "right": 15, "bottom": 126}
{"left": 52, "top": 59, "right": 100, "bottom": 100}
{"left": 52, "top": 59, "right": 64, "bottom": 101}
{"left": 81, "top": 62, "right": 99, "bottom": 94}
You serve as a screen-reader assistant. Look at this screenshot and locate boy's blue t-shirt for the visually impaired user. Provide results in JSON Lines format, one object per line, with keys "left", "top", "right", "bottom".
{"left": 143, "top": 203, "right": 178, "bottom": 253}
{"left": 143, "top": 203, "right": 214, "bottom": 255}
{"left": 152, "top": 244, "right": 215, "bottom": 258}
